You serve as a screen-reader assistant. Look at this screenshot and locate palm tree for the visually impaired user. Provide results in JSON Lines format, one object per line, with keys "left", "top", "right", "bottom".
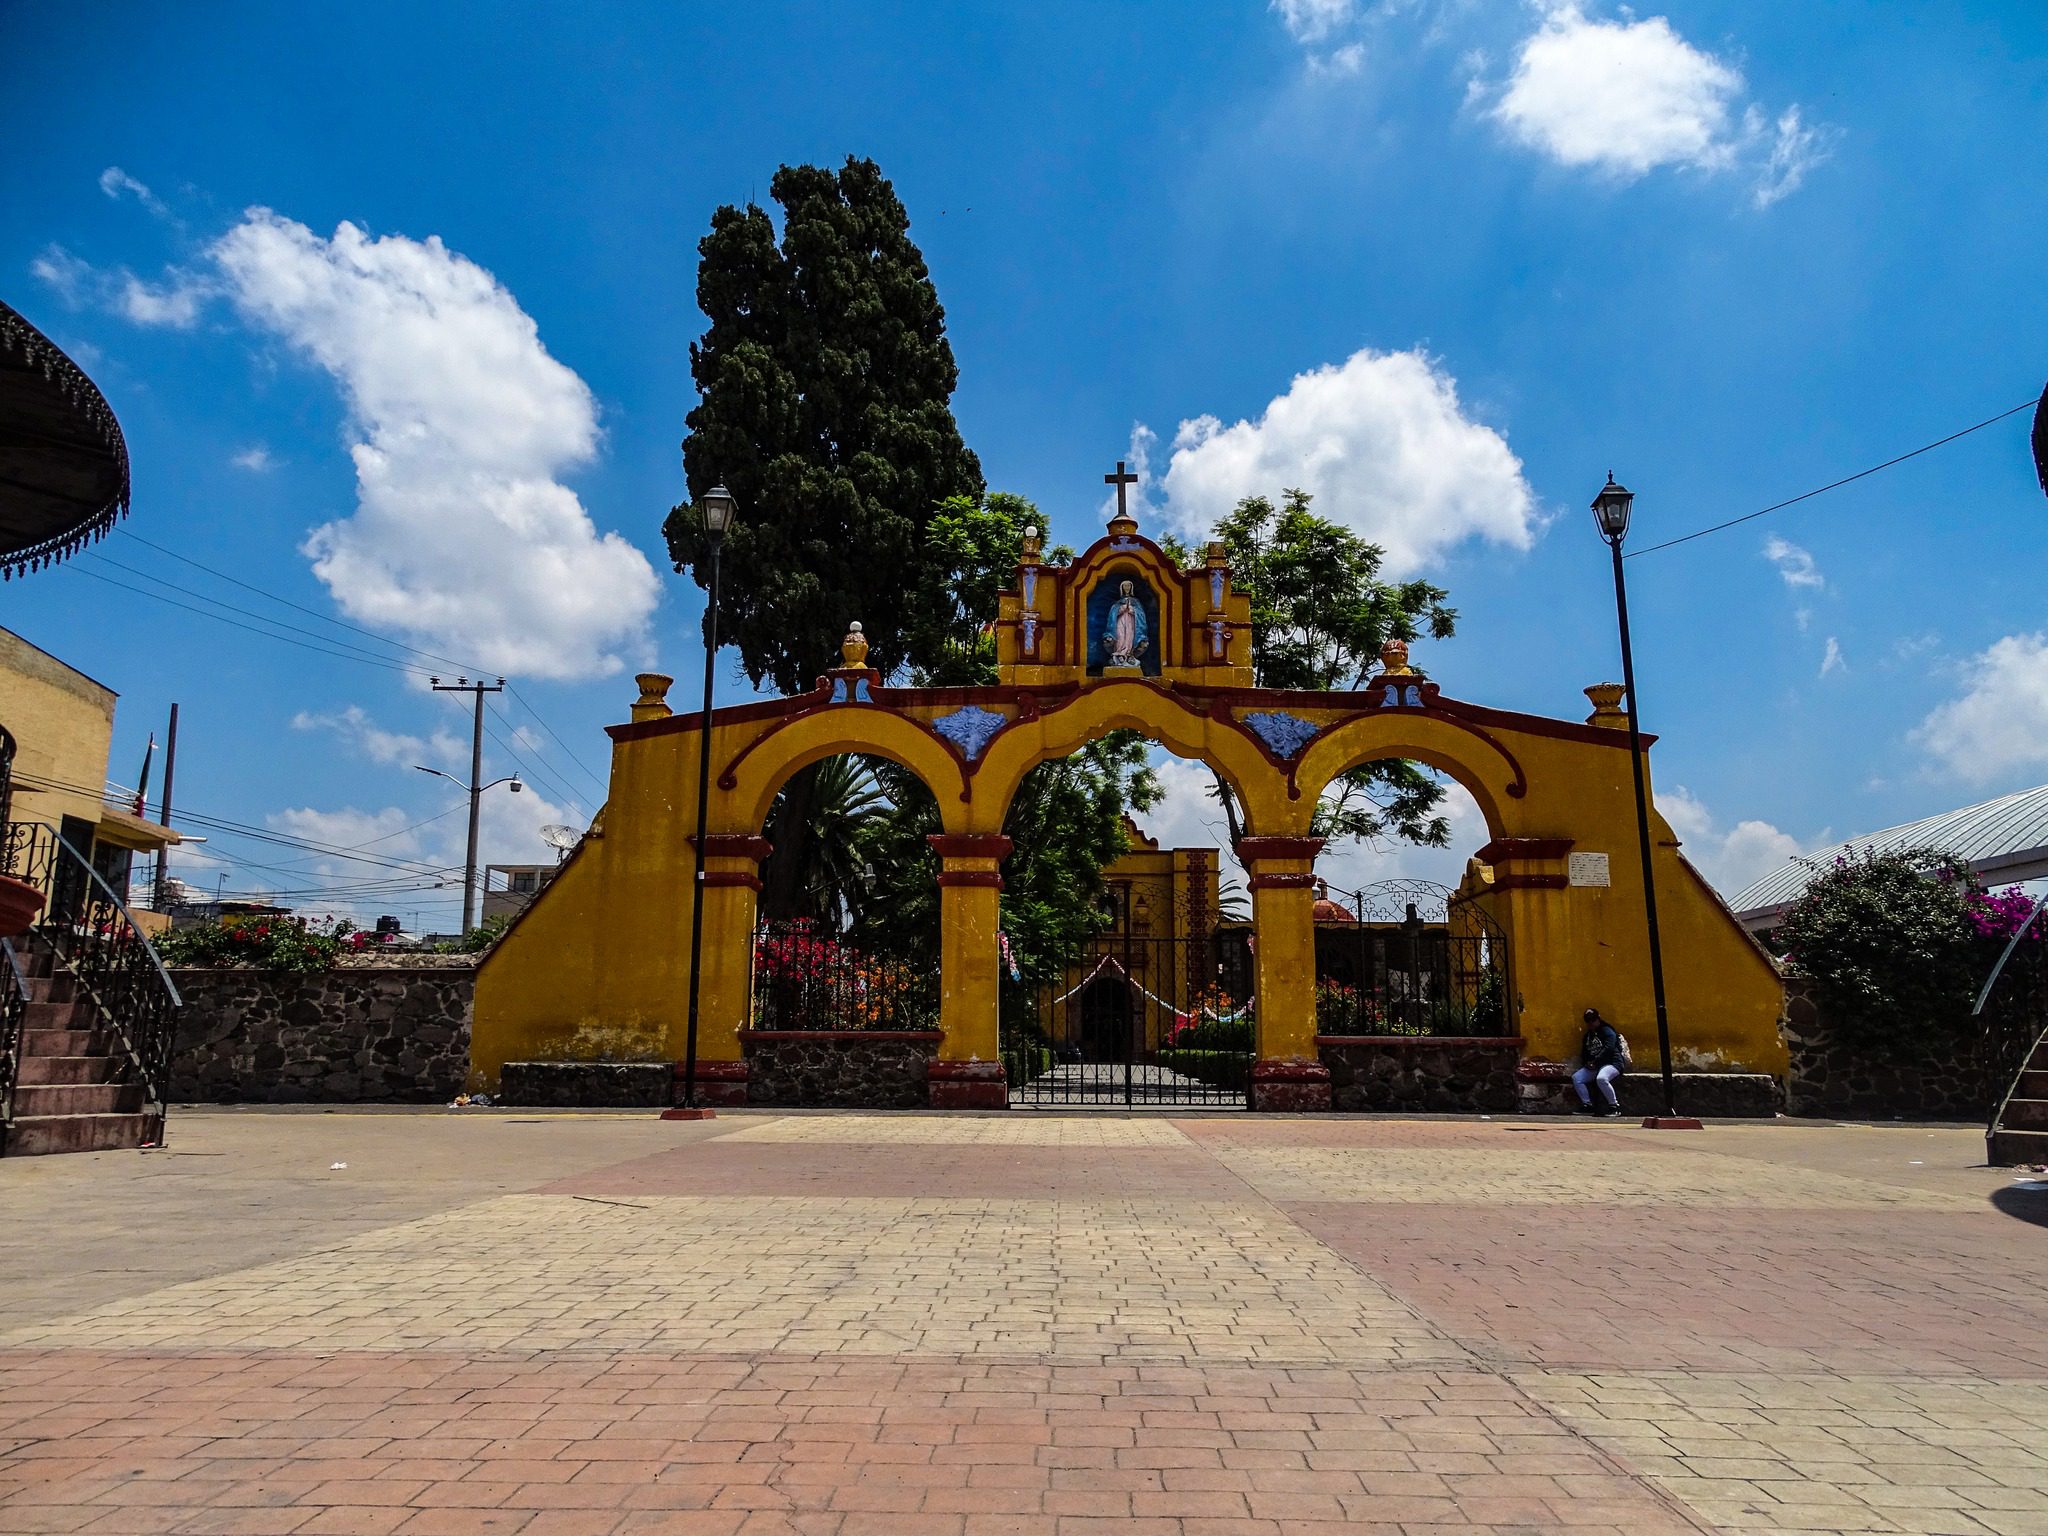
{"left": 761, "top": 754, "right": 889, "bottom": 930}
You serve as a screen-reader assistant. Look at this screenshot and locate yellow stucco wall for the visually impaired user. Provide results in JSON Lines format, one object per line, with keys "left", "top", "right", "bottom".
{"left": 0, "top": 626, "right": 117, "bottom": 836}
{"left": 474, "top": 519, "right": 1783, "bottom": 1093}
{"left": 472, "top": 669, "right": 1786, "bottom": 1090}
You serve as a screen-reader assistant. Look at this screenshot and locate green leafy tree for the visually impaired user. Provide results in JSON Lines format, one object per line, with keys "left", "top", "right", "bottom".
{"left": 1775, "top": 848, "right": 1986, "bottom": 1053}
{"left": 667, "top": 156, "right": 984, "bottom": 918}
{"left": 902, "top": 492, "right": 1041, "bottom": 687}
{"left": 1205, "top": 489, "right": 1458, "bottom": 851}
{"left": 760, "top": 754, "right": 892, "bottom": 931}
{"left": 999, "top": 734, "right": 1161, "bottom": 986}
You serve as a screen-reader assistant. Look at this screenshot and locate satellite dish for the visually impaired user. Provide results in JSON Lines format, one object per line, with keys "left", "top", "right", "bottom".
{"left": 539, "top": 824, "right": 582, "bottom": 863}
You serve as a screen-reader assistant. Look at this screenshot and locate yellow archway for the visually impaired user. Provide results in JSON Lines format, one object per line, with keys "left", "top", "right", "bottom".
{"left": 471, "top": 510, "right": 1786, "bottom": 1108}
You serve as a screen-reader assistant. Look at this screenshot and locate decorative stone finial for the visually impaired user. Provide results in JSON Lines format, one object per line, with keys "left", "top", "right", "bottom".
{"left": 1206, "top": 541, "right": 1227, "bottom": 565}
{"left": 1379, "top": 638, "right": 1415, "bottom": 676}
{"left": 631, "top": 672, "right": 673, "bottom": 723}
{"left": 1021, "top": 524, "right": 1042, "bottom": 562}
{"left": 841, "top": 621, "right": 869, "bottom": 669}
{"left": 1584, "top": 681, "right": 1628, "bottom": 728}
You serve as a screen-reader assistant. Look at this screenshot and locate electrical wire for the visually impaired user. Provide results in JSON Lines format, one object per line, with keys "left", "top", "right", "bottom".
{"left": 1626, "top": 396, "right": 2041, "bottom": 559}
{"left": 97, "top": 531, "right": 612, "bottom": 791}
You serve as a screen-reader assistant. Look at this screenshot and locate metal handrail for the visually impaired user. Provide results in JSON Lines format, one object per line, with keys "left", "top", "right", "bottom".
{"left": 51, "top": 831, "right": 182, "bottom": 1007}
{"left": 0, "top": 821, "right": 182, "bottom": 1122}
{"left": 1988, "top": 1018, "right": 2048, "bottom": 1155}
{"left": 0, "top": 935, "right": 24, "bottom": 1153}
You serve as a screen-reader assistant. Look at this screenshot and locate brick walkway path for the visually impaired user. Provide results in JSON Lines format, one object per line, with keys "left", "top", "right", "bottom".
{"left": 2, "top": 1109, "right": 2043, "bottom": 1533}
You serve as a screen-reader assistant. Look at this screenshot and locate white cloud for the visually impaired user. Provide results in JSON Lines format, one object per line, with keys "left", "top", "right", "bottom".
{"left": 115, "top": 270, "right": 209, "bottom": 328}
{"left": 1133, "top": 754, "right": 1494, "bottom": 897}
{"left": 98, "top": 167, "right": 167, "bottom": 217}
{"left": 231, "top": 444, "right": 276, "bottom": 472}
{"left": 206, "top": 209, "right": 660, "bottom": 681}
{"left": 1311, "top": 41, "right": 1368, "bottom": 75}
{"left": 1272, "top": 0, "right": 1358, "bottom": 43}
{"left": 29, "top": 246, "right": 93, "bottom": 306}
{"left": 1482, "top": 4, "right": 1828, "bottom": 205}
{"left": 1763, "top": 535, "right": 1822, "bottom": 589}
{"left": 1149, "top": 347, "right": 1538, "bottom": 572}
{"left": 30, "top": 242, "right": 209, "bottom": 328}
{"left": 1659, "top": 785, "right": 1805, "bottom": 895}
{"left": 292, "top": 704, "right": 462, "bottom": 769}
{"left": 1819, "top": 636, "right": 1845, "bottom": 678}
{"left": 1913, "top": 632, "right": 2048, "bottom": 785}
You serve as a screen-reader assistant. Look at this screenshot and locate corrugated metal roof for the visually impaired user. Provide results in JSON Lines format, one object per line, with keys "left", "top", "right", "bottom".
{"left": 1730, "top": 782, "right": 2048, "bottom": 919}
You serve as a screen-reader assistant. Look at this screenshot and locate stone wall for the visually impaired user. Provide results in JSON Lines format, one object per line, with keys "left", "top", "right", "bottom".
{"left": 742, "top": 1030, "right": 940, "bottom": 1108}
{"left": 168, "top": 960, "right": 474, "bottom": 1104}
{"left": 499, "top": 1061, "right": 670, "bottom": 1108}
{"left": 1782, "top": 974, "right": 1987, "bottom": 1121}
{"left": 1318, "top": 1036, "right": 1522, "bottom": 1113}
{"left": 1513, "top": 1060, "right": 1780, "bottom": 1117}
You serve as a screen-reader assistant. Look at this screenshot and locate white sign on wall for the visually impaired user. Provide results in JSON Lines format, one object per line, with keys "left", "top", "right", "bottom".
{"left": 1568, "top": 852, "right": 1612, "bottom": 888}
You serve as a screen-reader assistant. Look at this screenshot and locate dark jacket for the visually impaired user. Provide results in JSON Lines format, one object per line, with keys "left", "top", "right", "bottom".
{"left": 1582, "top": 1022, "right": 1625, "bottom": 1071}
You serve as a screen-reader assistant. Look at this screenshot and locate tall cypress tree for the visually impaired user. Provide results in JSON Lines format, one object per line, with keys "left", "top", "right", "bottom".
{"left": 667, "top": 157, "right": 984, "bottom": 918}
{"left": 666, "top": 156, "right": 985, "bottom": 693}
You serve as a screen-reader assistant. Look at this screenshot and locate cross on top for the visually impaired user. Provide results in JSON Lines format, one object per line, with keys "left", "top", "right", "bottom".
{"left": 1104, "top": 460, "right": 1139, "bottom": 520}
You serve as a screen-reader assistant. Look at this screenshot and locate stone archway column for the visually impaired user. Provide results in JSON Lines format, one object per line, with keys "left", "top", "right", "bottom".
{"left": 685, "top": 833, "right": 771, "bottom": 1106}
{"left": 927, "top": 833, "right": 1012, "bottom": 1108}
{"left": 1237, "top": 835, "right": 1330, "bottom": 1112}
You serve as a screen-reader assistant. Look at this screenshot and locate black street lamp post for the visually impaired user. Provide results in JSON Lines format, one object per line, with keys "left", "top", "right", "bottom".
{"left": 681, "top": 482, "right": 737, "bottom": 1112}
{"left": 1593, "top": 474, "right": 1679, "bottom": 1121}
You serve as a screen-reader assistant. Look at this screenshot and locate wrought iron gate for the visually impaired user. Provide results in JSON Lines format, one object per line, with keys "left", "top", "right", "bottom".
{"left": 1001, "top": 884, "right": 1254, "bottom": 1107}
{"left": 1313, "top": 879, "right": 1510, "bottom": 1036}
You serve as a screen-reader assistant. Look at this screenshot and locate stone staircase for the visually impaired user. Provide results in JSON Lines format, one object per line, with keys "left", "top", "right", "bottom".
{"left": 3, "top": 935, "right": 160, "bottom": 1156}
{"left": 1988, "top": 1027, "right": 2048, "bottom": 1167}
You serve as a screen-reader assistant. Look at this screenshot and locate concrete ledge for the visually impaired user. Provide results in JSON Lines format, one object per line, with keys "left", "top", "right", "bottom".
{"left": 1515, "top": 1059, "right": 1781, "bottom": 1117}
{"left": 500, "top": 1061, "right": 669, "bottom": 1108}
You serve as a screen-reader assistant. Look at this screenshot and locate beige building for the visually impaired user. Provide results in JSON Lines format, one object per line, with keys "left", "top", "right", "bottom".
{"left": 0, "top": 626, "right": 179, "bottom": 931}
{"left": 482, "top": 863, "right": 558, "bottom": 924}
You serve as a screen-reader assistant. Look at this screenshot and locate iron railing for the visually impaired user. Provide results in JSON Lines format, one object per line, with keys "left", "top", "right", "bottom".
{"left": 749, "top": 920, "right": 938, "bottom": 1032}
{"left": 0, "top": 822, "right": 181, "bottom": 1120}
{"left": 1315, "top": 880, "right": 1512, "bottom": 1037}
{"left": 0, "top": 936, "right": 24, "bottom": 1153}
{"left": 1002, "top": 887, "right": 1256, "bottom": 1108}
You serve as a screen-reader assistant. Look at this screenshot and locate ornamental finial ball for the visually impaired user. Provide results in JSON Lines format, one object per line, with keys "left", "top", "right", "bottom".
{"left": 841, "top": 622, "right": 869, "bottom": 669}
{"left": 1379, "top": 637, "right": 1414, "bottom": 676}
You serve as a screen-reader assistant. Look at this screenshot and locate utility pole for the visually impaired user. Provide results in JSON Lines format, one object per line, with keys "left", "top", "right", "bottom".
{"left": 427, "top": 676, "right": 508, "bottom": 934}
{"left": 154, "top": 702, "right": 179, "bottom": 911}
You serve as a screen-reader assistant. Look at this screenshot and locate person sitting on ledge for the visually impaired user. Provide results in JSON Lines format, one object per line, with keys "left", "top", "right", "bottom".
{"left": 1572, "top": 1007, "right": 1626, "bottom": 1117}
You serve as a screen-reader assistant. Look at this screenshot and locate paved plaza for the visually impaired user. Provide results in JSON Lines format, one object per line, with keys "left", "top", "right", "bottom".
{"left": 2, "top": 1110, "right": 2045, "bottom": 1534}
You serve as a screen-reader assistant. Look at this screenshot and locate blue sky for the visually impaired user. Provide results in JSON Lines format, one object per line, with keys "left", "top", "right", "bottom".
{"left": 4, "top": 0, "right": 2045, "bottom": 923}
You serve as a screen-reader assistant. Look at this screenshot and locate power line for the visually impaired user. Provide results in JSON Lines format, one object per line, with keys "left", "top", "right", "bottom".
{"left": 114, "top": 527, "right": 485, "bottom": 674}
{"left": 506, "top": 685, "right": 608, "bottom": 796}
{"left": 61, "top": 564, "right": 436, "bottom": 679}
{"left": 102, "top": 532, "right": 612, "bottom": 796}
{"left": 85, "top": 552, "right": 440, "bottom": 675}
{"left": 1627, "top": 395, "right": 2041, "bottom": 559}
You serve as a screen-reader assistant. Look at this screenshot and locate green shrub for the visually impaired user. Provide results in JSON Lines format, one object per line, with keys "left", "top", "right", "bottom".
{"left": 1774, "top": 848, "right": 1987, "bottom": 1052}
{"left": 1156, "top": 1047, "right": 1252, "bottom": 1089}
{"left": 157, "top": 916, "right": 352, "bottom": 973}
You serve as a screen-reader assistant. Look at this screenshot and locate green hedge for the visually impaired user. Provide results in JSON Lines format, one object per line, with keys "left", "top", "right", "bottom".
{"left": 1002, "top": 1046, "right": 1053, "bottom": 1085}
{"left": 1155, "top": 1048, "right": 1253, "bottom": 1090}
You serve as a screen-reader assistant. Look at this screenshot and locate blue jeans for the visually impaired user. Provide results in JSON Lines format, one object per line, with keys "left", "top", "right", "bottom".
{"left": 1572, "top": 1064, "right": 1621, "bottom": 1107}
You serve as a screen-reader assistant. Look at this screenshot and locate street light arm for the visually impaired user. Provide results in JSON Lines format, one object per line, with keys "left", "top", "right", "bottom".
{"left": 414, "top": 765, "right": 460, "bottom": 786}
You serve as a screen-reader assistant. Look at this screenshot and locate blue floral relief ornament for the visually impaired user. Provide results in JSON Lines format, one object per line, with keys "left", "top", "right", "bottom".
{"left": 1243, "top": 710, "right": 1320, "bottom": 760}
{"left": 931, "top": 705, "right": 1008, "bottom": 761}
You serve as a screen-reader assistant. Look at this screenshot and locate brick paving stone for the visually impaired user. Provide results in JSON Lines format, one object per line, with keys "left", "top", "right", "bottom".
{"left": 5, "top": 1110, "right": 2045, "bottom": 1534}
